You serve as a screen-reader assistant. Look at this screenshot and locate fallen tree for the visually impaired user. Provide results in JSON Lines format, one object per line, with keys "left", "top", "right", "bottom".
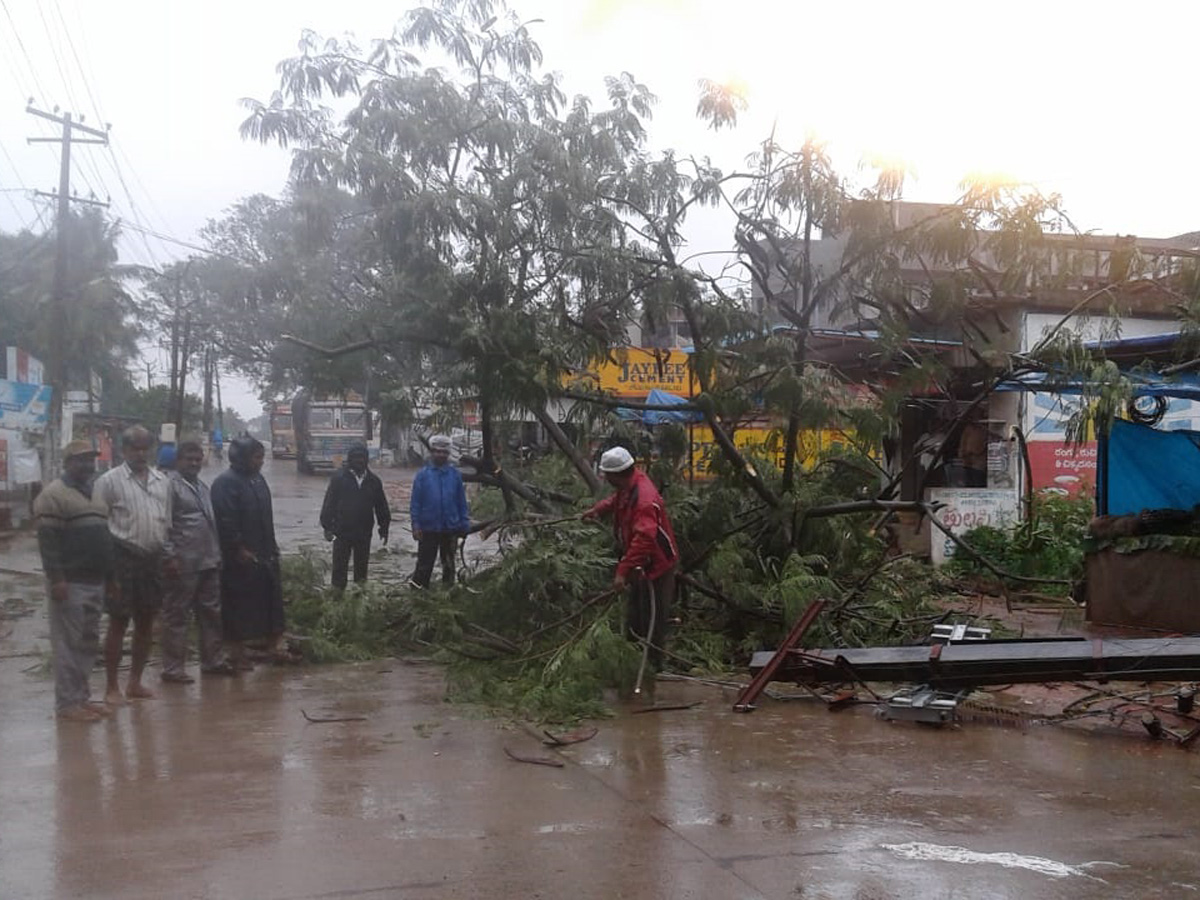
{"left": 217, "top": 1, "right": 1200, "bottom": 721}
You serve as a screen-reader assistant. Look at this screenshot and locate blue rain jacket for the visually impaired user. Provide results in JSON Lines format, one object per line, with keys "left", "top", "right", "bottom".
{"left": 410, "top": 462, "right": 470, "bottom": 534}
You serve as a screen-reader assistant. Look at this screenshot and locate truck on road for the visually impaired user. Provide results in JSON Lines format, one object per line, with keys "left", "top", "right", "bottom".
{"left": 292, "top": 392, "right": 379, "bottom": 474}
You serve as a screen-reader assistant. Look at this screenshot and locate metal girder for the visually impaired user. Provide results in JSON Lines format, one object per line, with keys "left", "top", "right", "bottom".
{"left": 749, "top": 637, "right": 1200, "bottom": 690}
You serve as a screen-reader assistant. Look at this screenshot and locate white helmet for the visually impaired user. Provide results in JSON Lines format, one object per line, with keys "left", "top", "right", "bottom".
{"left": 599, "top": 446, "right": 635, "bottom": 473}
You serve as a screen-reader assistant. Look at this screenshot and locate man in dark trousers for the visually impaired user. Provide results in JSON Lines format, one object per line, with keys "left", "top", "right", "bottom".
{"left": 583, "top": 446, "right": 679, "bottom": 672}
{"left": 320, "top": 442, "right": 391, "bottom": 590}
{"left": 408, "top": 434, "right": 469, "bottom": 587}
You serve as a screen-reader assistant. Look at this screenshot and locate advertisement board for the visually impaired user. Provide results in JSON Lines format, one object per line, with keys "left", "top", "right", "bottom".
{"left": 928, "top": 488, "right": 1021, "bottom": 566}
{"left": 0, "top": 380, "right": 53, "bottom": 432}
{"left": 1, "top": 348, "right": 44, "bottom": 385}
{"left": 687, "top": 425, "right": 857, "bottom": 479}
{"left": 577, "top": 348, "right": 694, "bottom": 399}
{"left": 1021, "top": 312, "right": 1189, "bottom": 494}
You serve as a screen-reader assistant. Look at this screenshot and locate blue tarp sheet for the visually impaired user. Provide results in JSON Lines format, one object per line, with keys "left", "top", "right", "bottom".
{"left": 1101, "top": 418, "right": 1200, "bottom": 515}
{"left": 615, "top": 389, "right": 701, "bottom": 425}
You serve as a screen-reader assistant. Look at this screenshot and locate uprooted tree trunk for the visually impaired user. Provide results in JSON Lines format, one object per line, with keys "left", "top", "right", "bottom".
{"left": 530, "top": 404, "right": 602, "bottom": 496}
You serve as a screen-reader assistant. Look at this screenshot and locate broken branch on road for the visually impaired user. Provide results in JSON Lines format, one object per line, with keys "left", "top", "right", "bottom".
{"left": 301, "top": 709, "right": 369, "bottom": 723}
{"left": 503, "top": 746, "right": 565, "bottom": 767}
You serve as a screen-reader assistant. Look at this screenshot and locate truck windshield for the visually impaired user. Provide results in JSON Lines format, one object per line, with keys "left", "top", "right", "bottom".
{"left": 308, "top": 409, "right": 335, "bottom": 429}
{"left": 272, "top": 415, "right": 292, "bottom": 431}
{"left": 341, "top": 410, "right": 365, "bottom": 430}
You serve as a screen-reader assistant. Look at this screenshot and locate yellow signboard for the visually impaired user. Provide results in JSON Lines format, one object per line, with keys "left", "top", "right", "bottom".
{"left": 577, "top": 348, "right": 694, "bottom": 399}
{"left": 688, "top": 425, "right": 858, "bottom": 479}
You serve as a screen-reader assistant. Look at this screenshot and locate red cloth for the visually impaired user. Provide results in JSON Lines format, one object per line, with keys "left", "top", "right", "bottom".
{"left": 588, "top": 469, "right": 678, "bottom": 580}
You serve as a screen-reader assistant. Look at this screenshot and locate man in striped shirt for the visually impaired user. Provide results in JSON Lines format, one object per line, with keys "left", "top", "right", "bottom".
{"left": 94, "top": 426, "right": 170, "bottom": 705}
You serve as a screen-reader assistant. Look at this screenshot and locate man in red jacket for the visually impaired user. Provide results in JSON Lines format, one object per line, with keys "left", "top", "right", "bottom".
{"left": 583, "top": 446, "right": 679, "bottom": 671}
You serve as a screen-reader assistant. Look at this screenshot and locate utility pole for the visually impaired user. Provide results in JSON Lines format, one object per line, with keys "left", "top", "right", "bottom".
{"left": 201, "top": 346, "right": 214, "bottom": 438}
{"left": 26, "top": 104, "right": 110, "bottom": 476}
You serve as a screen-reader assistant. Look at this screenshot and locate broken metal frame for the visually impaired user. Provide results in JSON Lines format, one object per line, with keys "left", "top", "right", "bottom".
{"left": 749, "top": 636, "right": 1200, "bottom": 692}
{"left": 733, "top": 599, "right": 826, "bottom": 712}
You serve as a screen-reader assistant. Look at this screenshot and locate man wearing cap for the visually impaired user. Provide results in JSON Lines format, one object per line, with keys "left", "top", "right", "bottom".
{"left": 320, "top": 441, "right": 392, "bottom": 590}
{"left": 32, "top": 441, "right": 114, "bottom": 722}
{"left": 94, "top": 425, "right": 170, "bottom": 705}
{"left": 408, "top": 435, "right": 469, "bottom": 587}
{"left": 583, "top": 446, "right": 680, "bottom": 672}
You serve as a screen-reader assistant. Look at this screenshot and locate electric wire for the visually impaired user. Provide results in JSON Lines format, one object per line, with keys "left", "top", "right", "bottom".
{"left": 0, "top": 144, "right": 33, "bottom": 228}
{"left": 0, "top": 0, "right": 51, "bottom": 107}
{"left": 27, "top": 0, "right": 170, "bottom": 270}
{"left": 57, "top": 1, "right": 181, "bottom": 259}
{"left": 52, "top": 0, "right": 104, "bottom": 127}
{"left": 35, "top": 0, "right": 84, "bottom": 118}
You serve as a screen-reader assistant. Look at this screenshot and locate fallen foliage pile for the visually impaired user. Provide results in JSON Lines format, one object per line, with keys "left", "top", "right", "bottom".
{"left": 284, "top": 453, "right": 979, "bottom": 723}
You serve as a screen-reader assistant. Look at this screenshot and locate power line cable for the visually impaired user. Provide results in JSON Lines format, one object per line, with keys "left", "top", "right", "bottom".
{"left": 35, "top": 0, "right": 85, "bottom": 120}
{"left": 0, "top": 0, "right": 51, "bottom": 107}
{"left": 52, "top": 0, "right": 104, "bottom": 125}
{"left": 0, "top": 139, "right": 34, "bottom": 230}
{"left": 38, "top": 4, "right": 171, "bottom": 270}
{"left": 50, "top": 2, "right": 177, "bottom": 266}
{"left": 120, "top": 220, "right": 238, "bottom": 260}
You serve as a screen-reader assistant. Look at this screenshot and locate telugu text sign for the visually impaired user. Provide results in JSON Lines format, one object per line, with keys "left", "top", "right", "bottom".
{"left": 928, "top": 488, "right": 1021, "bottom": 566}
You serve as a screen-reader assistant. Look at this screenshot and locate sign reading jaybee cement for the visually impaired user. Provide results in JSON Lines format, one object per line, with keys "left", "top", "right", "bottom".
{"left": 928, "top": 488, "right": 1020, "bottom": 566}
{"left": 0, "top": 380, "right": 53, "bottom": 432}
{"left": 581, "top": 348, "right": 693, "bottom": 398}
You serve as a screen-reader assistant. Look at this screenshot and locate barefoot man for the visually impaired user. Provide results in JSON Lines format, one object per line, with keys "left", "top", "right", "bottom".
{"left": 33, "top": 440, "right": 115, "bottom": 722}
{"left": 94, "top": 426, "right": 170, "bottom": 704}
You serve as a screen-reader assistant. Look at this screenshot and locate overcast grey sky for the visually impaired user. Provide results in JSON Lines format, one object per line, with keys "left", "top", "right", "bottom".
{"left": 2, "top": 0, "right": 1199, "bottom": 418}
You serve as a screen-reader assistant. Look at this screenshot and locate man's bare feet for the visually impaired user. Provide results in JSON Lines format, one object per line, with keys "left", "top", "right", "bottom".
{"left": 125, "top": 683, "right": 154, "bottom": 700}
{"left": 57, "top": 705, "right": 102, "bottom": 723}
{"left": 84, "top": 701, "right": 113, "bottom": 717}
{"left": 105, "top": 688, "right": 126, "bottom": 706}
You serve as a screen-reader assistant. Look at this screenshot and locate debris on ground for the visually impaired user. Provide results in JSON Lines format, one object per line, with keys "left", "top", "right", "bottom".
{"left": 503, "top": 746, "right": 565, "bottom": 768}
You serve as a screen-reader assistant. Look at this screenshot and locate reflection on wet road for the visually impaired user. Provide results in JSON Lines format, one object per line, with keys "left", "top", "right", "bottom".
{"left": 1, "top": 459, "right": 1199, "bottom": 897}
{"left": 3, "top": 657, "right": 1200, "bottom": 899}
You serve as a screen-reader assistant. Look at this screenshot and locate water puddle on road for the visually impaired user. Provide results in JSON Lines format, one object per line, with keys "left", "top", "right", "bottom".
{"left": 882, "top": 842, "right": 1124, "bottom": 881}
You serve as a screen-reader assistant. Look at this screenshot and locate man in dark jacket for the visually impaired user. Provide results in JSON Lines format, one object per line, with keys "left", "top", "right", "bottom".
{"left": 211, "top": 436, "right": 286, "bottom": 668}
{"left": 320, "top": 442, "right": 391, "bottom": 590}
{"left": 408, "top": 434, "right": 469, "bottom": 587}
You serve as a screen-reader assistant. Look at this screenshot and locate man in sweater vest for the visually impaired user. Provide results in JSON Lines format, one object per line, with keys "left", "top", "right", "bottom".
{"left": 33, "top": 440, "right": 114, "bottom": 723}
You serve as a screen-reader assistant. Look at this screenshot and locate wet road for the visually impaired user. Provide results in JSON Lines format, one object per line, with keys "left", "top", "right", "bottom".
{"left": 2, "top": 461, "right": 1200, "bottom": 898}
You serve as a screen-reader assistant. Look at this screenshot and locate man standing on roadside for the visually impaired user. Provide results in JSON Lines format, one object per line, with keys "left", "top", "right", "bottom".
{"left": 95, "top": 426, "right": 170, "bottom": 705}
{"left": 33, "top": 441, "right": 114, "bottom": 723}
{"left": 582, "top": 446, "right": 679, "bottom": 672}
{"left": 320, "top": 442, "right": 391, "bottom": 591}
{"left": 408, "top": 435, "right": 469, "bottom": 587}
{"left": 160, "top": 440, "right": 234, "bottom": 683}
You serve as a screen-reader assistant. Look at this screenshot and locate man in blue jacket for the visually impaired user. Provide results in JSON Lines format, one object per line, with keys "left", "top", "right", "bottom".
{"left": 409, "top": 434, "right": 469, "bottom": 587}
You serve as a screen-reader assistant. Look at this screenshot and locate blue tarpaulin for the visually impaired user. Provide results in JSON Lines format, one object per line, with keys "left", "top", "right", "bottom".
{"left": 615, "top": 389, "right": 701, "bottom": 426}
{"left": 1100, "top": 418, "right": 1200, "bottom": 515}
